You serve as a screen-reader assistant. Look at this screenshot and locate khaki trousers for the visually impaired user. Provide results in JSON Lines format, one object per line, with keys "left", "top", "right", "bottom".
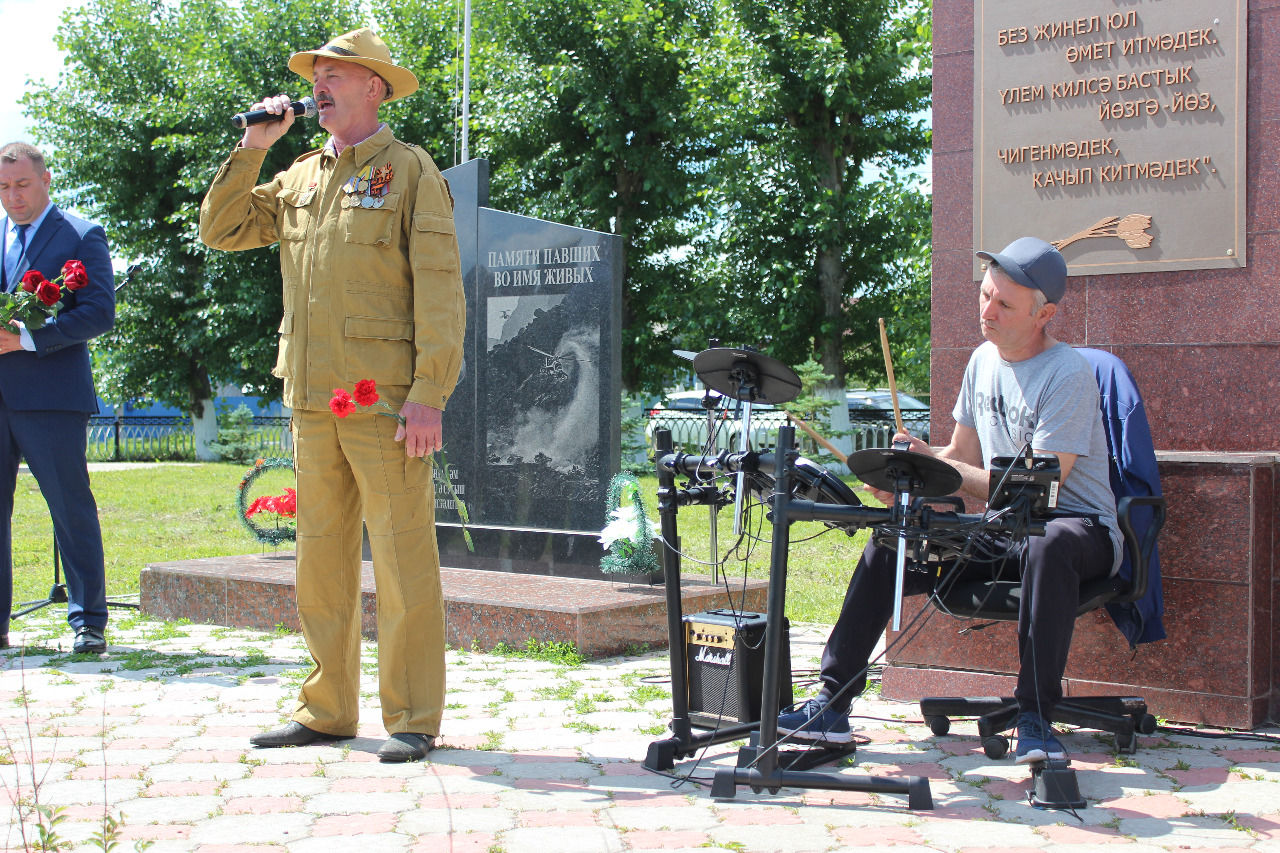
{"left": 289, "top": 408, "right": 445, "bottom": 736}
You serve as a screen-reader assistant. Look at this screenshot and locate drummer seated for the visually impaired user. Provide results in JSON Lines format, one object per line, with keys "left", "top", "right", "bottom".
{"left": 779, "top": 237, "right": 1121, "bottom": 764}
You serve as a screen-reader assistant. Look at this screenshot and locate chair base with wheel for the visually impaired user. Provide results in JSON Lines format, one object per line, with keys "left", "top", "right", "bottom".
{"left": 920, "top": 694, "right": 1158, "bottom": 759}
{"left": 918, "top": 491, "right": 1165, "bottom": 760}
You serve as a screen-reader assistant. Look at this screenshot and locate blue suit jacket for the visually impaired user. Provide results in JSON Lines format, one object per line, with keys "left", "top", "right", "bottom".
{"left": 1076, "top": 347, "right": 1166, "bottom": 646}
{"left": 0, "top": 206, "right": 115, "bottom": 413}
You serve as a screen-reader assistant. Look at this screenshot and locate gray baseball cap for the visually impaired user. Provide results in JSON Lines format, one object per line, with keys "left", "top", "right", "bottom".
{"left": 976, "top": 237, "right": 1067, "bottom": 303}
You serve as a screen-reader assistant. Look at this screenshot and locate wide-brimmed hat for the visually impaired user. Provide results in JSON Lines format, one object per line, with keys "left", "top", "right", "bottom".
{"left": 288, "top": 27, "right": 419, "bottom": 102}
{"left": 976, "top": 236, "right": 1067, "bottom": 303}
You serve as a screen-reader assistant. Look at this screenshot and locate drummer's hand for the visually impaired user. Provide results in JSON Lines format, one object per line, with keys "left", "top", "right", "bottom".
{"left": 892, "top": 431, "right": 933, "bottom": 456}
{"left": 860, "top": 432, "right": 931, "bottom": 505}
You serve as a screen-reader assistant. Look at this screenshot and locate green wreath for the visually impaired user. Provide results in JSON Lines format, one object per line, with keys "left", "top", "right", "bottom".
{"left": 600, "top": 472, "right": 661, "bottom": 576}
{"left": 236, "top": 457, "right": 297, "bottom": 546}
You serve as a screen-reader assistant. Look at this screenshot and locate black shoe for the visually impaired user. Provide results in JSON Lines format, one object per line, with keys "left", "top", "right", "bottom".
{"left": 250, "top": 721, "right": 348, "bottom": 748}
{"left": 377, "top": 733, "right": 435, "bottom": 762}
{"left": 0, "top": 633, "right": 8, "bottom": 650}
{"left": 72, "top": 625, "right": 106, "bottom": 654}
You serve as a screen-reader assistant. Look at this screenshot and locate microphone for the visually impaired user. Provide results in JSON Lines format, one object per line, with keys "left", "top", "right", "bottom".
{"left": 231, "top": 97, "right": 317, "bottom": 130}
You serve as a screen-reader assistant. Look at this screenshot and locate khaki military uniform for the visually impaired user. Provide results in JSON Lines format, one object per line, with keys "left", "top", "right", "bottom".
{"left": 200, "top": 126, "right": 465, "bottom": 737}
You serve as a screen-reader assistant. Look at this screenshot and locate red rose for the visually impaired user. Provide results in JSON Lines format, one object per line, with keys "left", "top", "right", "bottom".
{"left": 20, "top": 270, "right": 45, "bottom": 294}
{"left": 329, "top": 388, "right": 355, "bottom": 418}
{"left": 353, "top": 379, "right": 379, "bottom": 407}
{"left": 36, "top": 280, "right": 61, "bottom": 306}
{"left": 61, "top": 260, "right": 88, "bottom": 291}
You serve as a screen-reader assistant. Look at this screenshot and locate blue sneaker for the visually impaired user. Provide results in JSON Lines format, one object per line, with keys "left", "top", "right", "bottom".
{"left": 1015, "top": 711, "right": 1067, "bottom": 764}
{"left": 777, "top": 698, "right": 852, "bottom": 744}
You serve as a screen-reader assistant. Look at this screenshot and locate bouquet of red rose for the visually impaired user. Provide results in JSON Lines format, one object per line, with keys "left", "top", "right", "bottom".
{"left": 0, "top": 259, "right": 89, "bottom": 330}
{"left": 330, "top": 380, "right": 474, "bottom": 551}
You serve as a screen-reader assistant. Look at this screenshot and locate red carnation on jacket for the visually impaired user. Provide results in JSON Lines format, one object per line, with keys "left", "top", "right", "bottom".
{"left": 353, "top": 379, "right": 380, "bottom": 407}
{"left": 329, "top": 388, "right": 356, "bottom": 418}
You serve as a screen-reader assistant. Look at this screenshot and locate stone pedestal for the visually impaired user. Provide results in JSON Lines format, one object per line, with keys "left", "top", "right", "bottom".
{"left": 140, "top": 553, "right": 767, "bottom": 659}
{"left": 884, "top": 453, "right": 1278, "bottom": 729}
{"left": 914, "top": 1, "right": 1280, "bottom": 728}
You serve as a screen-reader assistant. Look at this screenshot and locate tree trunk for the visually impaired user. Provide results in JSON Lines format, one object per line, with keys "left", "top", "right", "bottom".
{"left": 189, "top": 364, "right": 217, "bottom": 461}
{"left": 191, "top": 397, "right": 219, "bottom": 461}
{"left": 813, "top": 129, "right": 847, "bottom": 389}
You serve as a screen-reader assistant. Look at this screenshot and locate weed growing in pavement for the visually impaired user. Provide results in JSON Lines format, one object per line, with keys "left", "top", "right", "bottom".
{"left": 534, "top": 680, "right": 581, "bottom": 702}
{"left": 1, "top": 650, "right": 147, "bottom": 851}
{"left": 488, "top": 638, "right": 586, "bottom": 667}
{"left": 627, "top": 683, "right": 667, "bottom": 705}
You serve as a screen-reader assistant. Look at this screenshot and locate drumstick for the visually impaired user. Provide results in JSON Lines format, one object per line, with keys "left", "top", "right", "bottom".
{"left": 787, "top": 413, "right": 848, "bottom": 466}
{"left": 878, "top": 317, "right": 907, "bottom": 436}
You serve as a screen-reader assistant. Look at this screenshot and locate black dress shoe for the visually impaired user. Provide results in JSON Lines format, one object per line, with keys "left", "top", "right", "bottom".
{"left": 72, "top": 625, "right": 106, "bottom": 654}
{"left": 0, "top": 633, "right": 8, "bottom": 650}
{"left": 250, "top": 721, "right": 348, "bottom": 748}
{"left": 377, "top": 732, "right": 435, "bottom": 762}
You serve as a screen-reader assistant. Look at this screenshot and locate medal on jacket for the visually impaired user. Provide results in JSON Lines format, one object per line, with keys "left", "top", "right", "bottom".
{"left": 340, "top": 163, "right": 393, "bottom": 209}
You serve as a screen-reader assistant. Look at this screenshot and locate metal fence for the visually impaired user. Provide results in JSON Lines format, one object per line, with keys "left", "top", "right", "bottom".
{"left": 86, "top": 415, "right": 292, "bottom": 462}
{"left": 644, "top": 408, "right": 931, "bottom": 457}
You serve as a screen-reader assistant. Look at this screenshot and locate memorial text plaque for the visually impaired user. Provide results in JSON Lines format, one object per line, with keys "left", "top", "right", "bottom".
{"left": 974, "top": 0, "right": 1246, "bottom": 276}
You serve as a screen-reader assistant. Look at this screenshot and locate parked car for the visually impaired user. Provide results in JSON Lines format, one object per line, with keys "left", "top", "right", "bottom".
{"left": 645, "top": 390, "right": 787, "bottom": 452}
{"left": 847, "top": 389, "right": 931, "bottom": 442}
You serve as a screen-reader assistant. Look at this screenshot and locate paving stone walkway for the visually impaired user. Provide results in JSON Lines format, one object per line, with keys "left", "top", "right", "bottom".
{"left": 3, "top": 611, "right": 1279, "bottom": 852}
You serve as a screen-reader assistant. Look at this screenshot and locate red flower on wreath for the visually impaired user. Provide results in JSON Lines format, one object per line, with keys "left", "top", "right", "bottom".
{"left": 246, "top": 487, "right": 297, "bottom": 520}
{"left": 329, "top": 387, "right": 356, "bottom": 418}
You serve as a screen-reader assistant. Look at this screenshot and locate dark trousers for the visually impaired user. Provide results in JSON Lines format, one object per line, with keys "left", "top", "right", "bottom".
{"left": 817, "top": 516, "right": 1113, "bottom": 718}
{"left": 0, "top": 398, "right": 107, "bottom": 633}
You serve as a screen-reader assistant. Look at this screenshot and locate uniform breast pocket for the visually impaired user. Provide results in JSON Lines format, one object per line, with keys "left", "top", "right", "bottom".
{"left": 277, "top": 188, "right": 316, "bottom": 241}
{"left": 342, "top": 191, "right": 400, "bottom": 247}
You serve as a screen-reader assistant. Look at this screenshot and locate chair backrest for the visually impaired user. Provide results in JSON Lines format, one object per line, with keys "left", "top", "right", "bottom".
{"left": 930, "top": 349, "right": 1167, "bottom": 645}
{"left": 1075, "top": 348, "right": 1166, "bottom": 645}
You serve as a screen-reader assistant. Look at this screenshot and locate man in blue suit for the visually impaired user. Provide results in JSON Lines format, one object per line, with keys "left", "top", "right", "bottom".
{"left": 0, "top": 142, "right": 115, "bottom": 654}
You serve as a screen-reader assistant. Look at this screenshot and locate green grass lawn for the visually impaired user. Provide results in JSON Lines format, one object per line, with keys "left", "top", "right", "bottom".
{"left": 11, "top": 463, "right": 291, "bottom": 613}
{"left": 9, "top": 464, "right": 865, "bottom": 627}
{"left": 631, "top": 474, "right": 870, "bottom": 624}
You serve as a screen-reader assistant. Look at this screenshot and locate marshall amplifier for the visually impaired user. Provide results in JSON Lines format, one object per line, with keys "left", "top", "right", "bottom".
{"left": 683, "top": 609, "right": 792, "bottom": 729}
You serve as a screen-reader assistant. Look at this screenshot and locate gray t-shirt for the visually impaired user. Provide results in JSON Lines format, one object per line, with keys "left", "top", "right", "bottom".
{"left": 954, "top": 341, "right": 1122, "bottom": 573}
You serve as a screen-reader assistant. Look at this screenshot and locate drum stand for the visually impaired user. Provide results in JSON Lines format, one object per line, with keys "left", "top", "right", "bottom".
{"left": 643, "top": 425, "right": 933, "bottom": 809}
{"left": 705, "top": 426, "right": 932, "bottom": 808}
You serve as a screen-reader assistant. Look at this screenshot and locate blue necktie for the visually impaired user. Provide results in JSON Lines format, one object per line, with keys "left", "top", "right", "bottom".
{"left": 4, "top": 223, "right": 29, "bottom": 292}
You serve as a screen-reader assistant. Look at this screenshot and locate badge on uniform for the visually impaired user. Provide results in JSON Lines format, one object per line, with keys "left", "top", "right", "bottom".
{"left": 341, "top": 162, "right": 394, "bottom": 209}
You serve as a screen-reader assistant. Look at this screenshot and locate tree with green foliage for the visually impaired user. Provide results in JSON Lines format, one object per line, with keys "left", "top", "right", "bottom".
{"left": 687, "top": 0, "right": 933, "bottom": 393}
{"left": 471, "top": 0, "right": 717, "bottom": 392}
{"left": 22, "top": 0, "right": 362, "bottom": 455}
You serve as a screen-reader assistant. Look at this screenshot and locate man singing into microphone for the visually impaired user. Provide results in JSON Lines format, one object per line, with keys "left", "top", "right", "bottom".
{"left": 200, "top": 28, "right": 465, "bottom": 762}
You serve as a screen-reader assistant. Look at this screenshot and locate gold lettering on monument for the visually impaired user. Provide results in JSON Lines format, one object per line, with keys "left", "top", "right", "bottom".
{"left": 976, "top": 0, "right": 1245, "bottom": 273}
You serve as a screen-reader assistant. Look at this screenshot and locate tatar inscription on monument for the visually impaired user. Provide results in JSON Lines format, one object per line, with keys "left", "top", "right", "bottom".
{"left": 973, "top": 0, "right": 1246, "bottom": 276}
